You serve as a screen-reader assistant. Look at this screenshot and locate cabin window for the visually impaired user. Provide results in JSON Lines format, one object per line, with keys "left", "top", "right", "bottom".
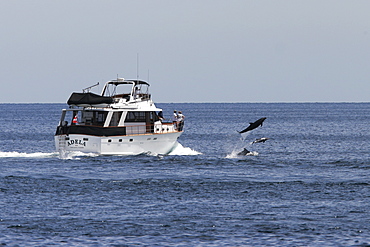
{"left": 80, "top": 111, "right": 108, "bottom": 126}
{"left": 60, "top": 111, "right": 80, "bottom": 126}
{"left": 97, "top": 112, "right": 106, "bottom": 124}
{"left": 125, "top": 111, "right": 146, "bottom": 122}
{"left": 109, "top": 112, "right": 123, "bottom": 126}
{"left": 81, "top": 111, "right": 94, "bottom": 125}
{"left": 124, "top": 111, "right": 159, "bottom": 123}
{"left": 70, "top": 111, "right": 80, "bottom": 125}
{"left": 153, "top": 112, "right": 160, "bottom": 122}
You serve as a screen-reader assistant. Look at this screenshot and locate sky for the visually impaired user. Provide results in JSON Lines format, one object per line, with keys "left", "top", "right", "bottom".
{"left": 1, "top": 0, "right": 370, "bottom": 103}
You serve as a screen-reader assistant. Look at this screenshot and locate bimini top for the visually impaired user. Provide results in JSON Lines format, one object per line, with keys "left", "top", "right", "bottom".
{"left": 106, "top": 79, "right": 150, "bottom": 86}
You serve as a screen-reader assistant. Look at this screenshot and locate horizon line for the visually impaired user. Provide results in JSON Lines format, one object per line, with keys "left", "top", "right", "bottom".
{"left": 0, "top": 101, "right": 369, "bottom": 104}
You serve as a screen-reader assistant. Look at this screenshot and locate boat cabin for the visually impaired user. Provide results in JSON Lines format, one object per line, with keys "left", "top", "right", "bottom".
{"left": 55, "top": 108, "right": 169, "bottom": 137}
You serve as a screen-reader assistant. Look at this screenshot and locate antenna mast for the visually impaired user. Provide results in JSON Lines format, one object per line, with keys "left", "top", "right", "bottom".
{"left": 136, "top": 53, "right": 139, "bottom": 80}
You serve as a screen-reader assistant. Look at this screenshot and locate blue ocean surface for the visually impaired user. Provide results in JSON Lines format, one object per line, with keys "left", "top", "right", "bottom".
{"left": 0, "top": 103, "right": 369, "bottom": 246}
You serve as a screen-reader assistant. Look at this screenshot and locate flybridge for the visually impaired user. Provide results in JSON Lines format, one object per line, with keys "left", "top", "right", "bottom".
{"left": 102, "top": 78, "right": 150, "bottom": 101}
{"left": 67, "top": 78, "right": 151, "bottom": 107}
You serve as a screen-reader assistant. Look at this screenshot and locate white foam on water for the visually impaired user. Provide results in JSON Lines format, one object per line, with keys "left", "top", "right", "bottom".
{"left": 58, "top": 151, "right": 99, "bottom": 160}
{"left": 0, "top": 151, "right": 57, "bottom": 158}
{"left": 168, "top": 142, "right": 202, "bottom": 156}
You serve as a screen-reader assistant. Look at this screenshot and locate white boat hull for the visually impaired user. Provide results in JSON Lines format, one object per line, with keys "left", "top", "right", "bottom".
{"left": 55, "top": 132, "right": 182, "bottom": 155}
{"left": 56, "top": 77, "right": 185, "bottom": 156}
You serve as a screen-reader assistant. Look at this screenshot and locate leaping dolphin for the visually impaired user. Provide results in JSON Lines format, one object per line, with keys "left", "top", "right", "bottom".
{"left": 238, "top": 117, "right": 266, "bottom": 133}
{"left": 251, "top": 137, "right": 270, "bottom": 144}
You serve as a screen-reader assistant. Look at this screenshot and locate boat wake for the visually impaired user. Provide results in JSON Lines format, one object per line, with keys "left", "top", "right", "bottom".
{"left": 0, "top": 142, "right": 201, "bottom": 160}
{"left": 58, "top": 151, "right": 99, "bottom": 160}
{"left": 0, "top": 150, "right": 97, "bottom": 160}
{"left": 56, "top": 142, "right": 201, "bottom": 159}
{"left": 0, "top": 151, "right": 57, "bottom": 158}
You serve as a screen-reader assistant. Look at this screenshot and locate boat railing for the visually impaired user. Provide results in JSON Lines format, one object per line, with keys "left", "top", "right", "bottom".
{"left": 153, "top": 122, "right": 177, "bottom": 133}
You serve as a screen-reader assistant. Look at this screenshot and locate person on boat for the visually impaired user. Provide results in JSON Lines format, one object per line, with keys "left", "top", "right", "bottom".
{"left": 134, "top": 87, "right": 142, "bottom": 99}
{"left": 177, "top": 111, "right": 185, "bottom": 131}
{"left": 72, "top": 114, "right": 78, "bottom": 125}
{"left": 172, "top": 110, "right": 178, "bottom": 129}
{"left": 158, "top": 111, "right": 164, "bottom": 122}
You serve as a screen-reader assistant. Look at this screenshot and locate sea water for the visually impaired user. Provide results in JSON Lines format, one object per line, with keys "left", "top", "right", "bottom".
{"left": 0, "top": 103, "right": 369, "bottom": 246}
